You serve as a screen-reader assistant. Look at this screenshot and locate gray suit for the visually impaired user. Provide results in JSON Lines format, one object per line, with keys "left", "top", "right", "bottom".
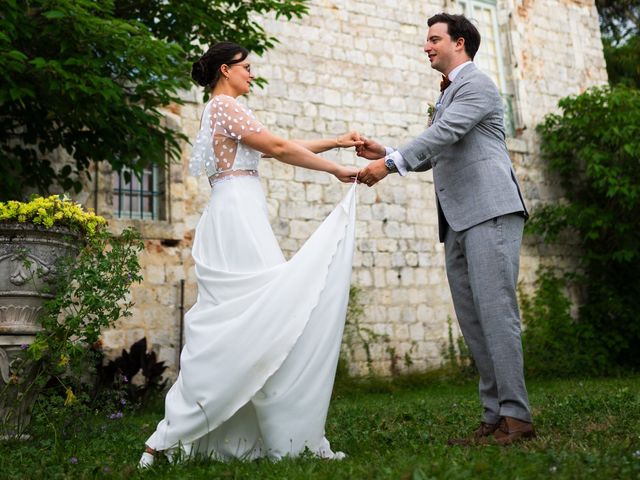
{"left": 399, "top": 63, "right": 532, "bottom": 423}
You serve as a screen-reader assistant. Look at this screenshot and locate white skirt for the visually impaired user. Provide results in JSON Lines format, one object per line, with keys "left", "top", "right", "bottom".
{"left": 145, "top": 177, "right": 357, "bottom": 460}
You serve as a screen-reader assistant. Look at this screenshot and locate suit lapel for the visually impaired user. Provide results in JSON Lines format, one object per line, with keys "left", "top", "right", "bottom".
{"left": 433, "top": 63, "right": 477, "bottom": 122}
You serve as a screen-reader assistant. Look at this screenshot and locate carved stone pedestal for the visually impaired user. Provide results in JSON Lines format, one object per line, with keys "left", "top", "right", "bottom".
{"left": 0, "top": 224, "right": 78, "bottom": 437}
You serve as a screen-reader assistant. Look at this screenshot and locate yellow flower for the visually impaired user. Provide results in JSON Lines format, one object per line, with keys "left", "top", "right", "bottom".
{"left": 58, "top": 354, "right": 69, "bottom": 367}
{"left": 64, "top": 387, "right": 77, "bottom": 406}
{"left": 0, "top": 196, "right": 107, "bottom": 238}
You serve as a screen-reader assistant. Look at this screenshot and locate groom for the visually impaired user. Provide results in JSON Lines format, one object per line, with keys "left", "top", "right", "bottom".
{"left": 357, "top": 13, "right": 534, "bottom": 445}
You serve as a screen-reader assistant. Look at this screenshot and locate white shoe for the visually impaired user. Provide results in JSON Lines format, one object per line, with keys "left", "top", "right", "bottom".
{"left": 318, "top": 449, "right": 347, "bottom": 460}
{"left": 138, "top": 452, "right": 155, "bottom": 469}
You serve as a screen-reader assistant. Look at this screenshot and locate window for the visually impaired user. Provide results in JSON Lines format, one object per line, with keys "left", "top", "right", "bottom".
{"left": 453, "top": 0, "right": 516, "bottom": 135}
{"left": 112, "top": 165, "right": 166, "bottom": 220}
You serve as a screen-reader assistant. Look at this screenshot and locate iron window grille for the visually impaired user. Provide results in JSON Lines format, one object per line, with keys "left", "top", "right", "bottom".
{"left": 112, "top": 165, "right": 165, "bottom": 220}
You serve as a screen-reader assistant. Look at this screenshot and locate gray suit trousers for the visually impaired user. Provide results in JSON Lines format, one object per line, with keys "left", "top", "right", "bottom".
{"left": 444, "top": 213, "right": 531, "bottom": 423}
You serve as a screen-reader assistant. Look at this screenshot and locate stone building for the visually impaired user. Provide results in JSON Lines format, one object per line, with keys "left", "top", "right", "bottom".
{"left": 86, "top": 0, "right": 607, "bottom": 377}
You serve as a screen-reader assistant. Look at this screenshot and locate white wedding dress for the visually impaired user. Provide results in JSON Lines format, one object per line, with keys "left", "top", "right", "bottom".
{"left": 143, "top": 95, "right": 356, "bottom": 462}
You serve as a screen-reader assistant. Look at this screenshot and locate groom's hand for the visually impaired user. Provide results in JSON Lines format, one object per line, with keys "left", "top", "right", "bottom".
{"left": 356, "top": 137, "right": 385, "bottom": 160}
{"left": 358, "top": 158, "right": 388, "bottom": 187}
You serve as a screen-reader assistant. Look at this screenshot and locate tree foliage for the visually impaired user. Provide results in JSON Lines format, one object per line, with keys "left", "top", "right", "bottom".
{"left": 530, "top": 86, "right": 640, "bottom": 370}
{"left": 596, "top": 0, "right": 639, "bottom": 45}
{"left": 595, "top": 0, "right": 640, "bottom": 87}
{"left": 0, "top": 0, "right": 308, "bottom": 201}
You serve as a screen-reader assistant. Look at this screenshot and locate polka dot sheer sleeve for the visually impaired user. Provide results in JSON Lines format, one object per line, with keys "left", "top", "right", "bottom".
{"left": 188, "top": 100, "right": 215, "bottom": 176}
{"left": 189, "top": 95, "right": 264, "bottom": 179}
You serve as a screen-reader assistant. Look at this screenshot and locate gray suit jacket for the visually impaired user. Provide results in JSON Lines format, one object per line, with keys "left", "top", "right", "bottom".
{"left": 398, "top": 63, "right": 527, "bottom": 242}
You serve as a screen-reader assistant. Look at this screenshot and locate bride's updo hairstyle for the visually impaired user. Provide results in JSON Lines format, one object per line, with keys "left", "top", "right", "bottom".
{"left": 191, "top": 42, "right": 249, "bottom": 89}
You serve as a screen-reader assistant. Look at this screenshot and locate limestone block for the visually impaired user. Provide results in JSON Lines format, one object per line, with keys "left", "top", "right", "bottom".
{"left": 428, "top": 269, "right": 443, "bottom": 285}
{"left": 356, "top": 268, "right": 373, "bottom": 287}
{"left": 405, "top": 252, "right": 419, "bottom": 267}
{"left": 294, "top": 167, "right": 331, "bottom": 185}
{"left": 145, "top": 265, "right": 166, "bottom": 285}
{"left": 355, "top": 221, "right": 369, "bottom": 239}
{"left": 391, "top": 252, "right": 406, "bottom": 268}
{"left": 386, "top": 306, "right": 401, "bottom": 323}
{"left": 364, "top": 305, "right": 387, "bottom": 323}
{"left": 323, "top": 184, "right": 347, "bottom": 203}
{"left": 383, "top": 221, "right": 401, "bottom": 238}
{"left": 131, "top": 286, "right": 158, "bottom": 305}
{"left": 287, "top": 181, "right": 306, "bottom": 202}
{"left": 101, "top": 329, "right": 125, "bottom": 352}
{"left": 400, "top": 267, "right": 415, "bottom": 286}
{"left": 373, "top": 268, "right": 387, "bottom": 288}
{"left": 377, "top": 238, "right": 398, "bottom": 252}
{"left": 401, "top": 306, "right": 417, "bottom": 324}
{"left": 400, "top": 224, "right": 416, "bottom": 239}
{"left": 269, "top": 180, "right": 288, "bottom": 200}
{"left": 279, "top": 238, "right": 299, "bottom": 253}
{"left": 372, "top": 323, "right": 392, "bottom": 337}
{"left": 357, "top": 204, "right": 373, "bottom": 221}
{"left": 409, "top": 322, "right": 425, "bottom": 341}
{"left": 416, "top": 304, "right": 432, "bottom": 323}
{"left": 354, "top": 250, "right": 373, "bottom": 268}
{"left": 385, "top": 269, "right": 400, "bottom": 287}
{"left": 368, "top": 220, "right": 385, "bottom": 237}
{"left": 328, "top": 120, "right": 348, "bottom": 133}
{"left": 290, "top": 220, "right": 320, "bottom": 240}
{"left": 271, "top": 161, "right": 295, "bottom": 180}
{"left": 393, "top": 325, "right": 412, "bottom": 345}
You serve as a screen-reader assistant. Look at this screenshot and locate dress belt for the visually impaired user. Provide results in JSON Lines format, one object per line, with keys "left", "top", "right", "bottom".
{"left": 208, "top": 169, "right": 259, "bottom": 187}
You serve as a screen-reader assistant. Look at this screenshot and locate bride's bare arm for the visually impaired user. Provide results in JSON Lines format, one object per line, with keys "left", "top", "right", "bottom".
{"left": 291, "top": 131, "right": 363, "bottom": 153}
{"left": 242, "top": 130, "right": 358, "bottom": 183}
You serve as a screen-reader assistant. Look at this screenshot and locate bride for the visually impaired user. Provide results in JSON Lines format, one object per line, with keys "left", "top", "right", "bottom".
{"left": 139, "top": 41, "right": 360, "bottom": 467}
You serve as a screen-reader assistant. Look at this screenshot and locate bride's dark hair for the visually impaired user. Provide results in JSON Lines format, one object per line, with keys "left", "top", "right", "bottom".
{"left": 191, "top": 42, "right": 249, "bottom": 88}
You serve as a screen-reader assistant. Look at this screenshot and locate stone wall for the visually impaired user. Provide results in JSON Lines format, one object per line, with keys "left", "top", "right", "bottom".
{"left": 88, "top": 0, "right": 607, "bottom": 378}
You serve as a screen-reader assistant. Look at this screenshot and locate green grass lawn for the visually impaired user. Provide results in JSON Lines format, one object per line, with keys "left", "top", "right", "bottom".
{"left": 1, "top": 376, "right": 639, "bottom": 479}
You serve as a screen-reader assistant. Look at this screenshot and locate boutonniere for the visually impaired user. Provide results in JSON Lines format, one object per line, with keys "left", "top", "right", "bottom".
{"left": 427, "top": 103, "right": 436, "bottom": 127}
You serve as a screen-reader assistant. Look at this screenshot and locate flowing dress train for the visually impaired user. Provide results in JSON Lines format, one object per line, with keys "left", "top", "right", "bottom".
{"left": 144, "top": 94, "right": 356, "bottom": 460}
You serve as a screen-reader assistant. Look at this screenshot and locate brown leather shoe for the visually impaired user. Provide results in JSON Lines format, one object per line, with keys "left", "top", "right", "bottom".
{"left": 447, "top": 421, "right": 499, "bottom": 446}
{"left": 492, "top": 416, "right": 536, "bottom": 445}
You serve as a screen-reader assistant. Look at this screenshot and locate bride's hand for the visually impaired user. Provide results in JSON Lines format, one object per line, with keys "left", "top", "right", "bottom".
{"left": 333, "top": 165, "right": 359, "bottom": 183}
{"left": 336, "top": 131, "right": 364, "bottom": 149}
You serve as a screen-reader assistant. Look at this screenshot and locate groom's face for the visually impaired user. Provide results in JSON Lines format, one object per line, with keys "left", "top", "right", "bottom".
{"left": 424, "top": 22, "right": 457, "bottom": 75}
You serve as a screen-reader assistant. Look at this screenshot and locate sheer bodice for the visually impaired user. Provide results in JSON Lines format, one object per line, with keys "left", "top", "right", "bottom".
{"left": 189, "top": 95, "right": 264, "bottom": 184}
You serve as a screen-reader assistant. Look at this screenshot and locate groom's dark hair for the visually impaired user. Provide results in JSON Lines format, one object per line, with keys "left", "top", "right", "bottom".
{"left": 428, "top": 13, "right": 481, "bottom": 60}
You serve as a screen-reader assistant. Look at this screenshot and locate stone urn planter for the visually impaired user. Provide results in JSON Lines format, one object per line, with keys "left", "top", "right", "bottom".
{"left": 0, "top": 223, "right": 79, "bottom": 437}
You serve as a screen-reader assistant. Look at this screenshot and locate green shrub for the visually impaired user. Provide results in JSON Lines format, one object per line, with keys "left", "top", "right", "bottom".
{"left": 519, "top": 269, "right": 608, "bottom": 377}
{"left": 530, "top": 85, "right": 640, "bottom": 372}
{"left": 28, "top": 227, "right": 143, "bottom": 373}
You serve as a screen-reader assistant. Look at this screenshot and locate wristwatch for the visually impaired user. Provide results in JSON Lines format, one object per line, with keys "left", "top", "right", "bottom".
{"left": 384, "top": 157, "right": 398, "bottom": 173}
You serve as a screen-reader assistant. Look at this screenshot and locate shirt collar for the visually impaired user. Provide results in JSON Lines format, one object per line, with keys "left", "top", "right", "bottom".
{"left": 448, "top": 61, "right": 473, "bottom": 82}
